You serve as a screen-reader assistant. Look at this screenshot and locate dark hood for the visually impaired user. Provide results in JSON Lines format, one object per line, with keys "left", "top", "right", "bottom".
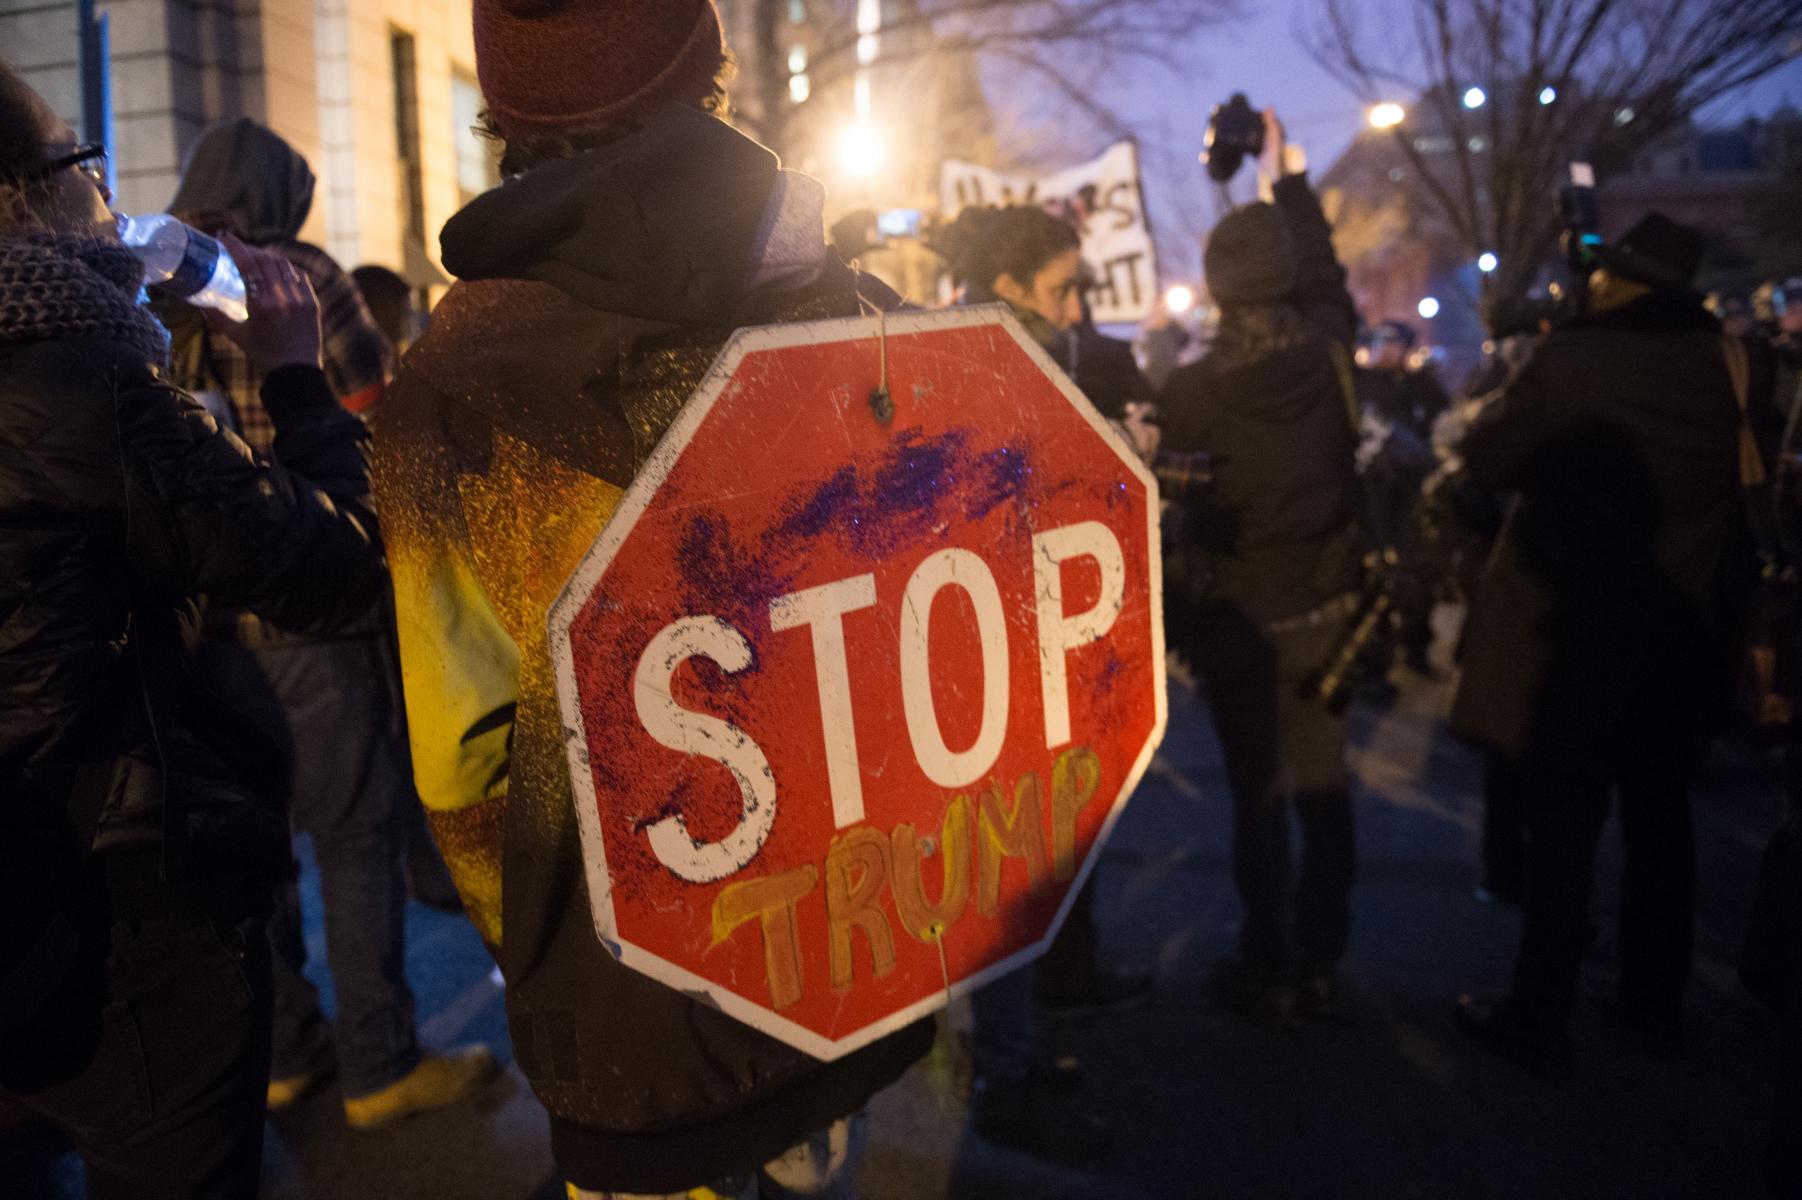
{"left": 168, "top": 118, "right": 315, "bottom": 244}
{"left": 440, "top": 104, "right": 786, "bottom": 326}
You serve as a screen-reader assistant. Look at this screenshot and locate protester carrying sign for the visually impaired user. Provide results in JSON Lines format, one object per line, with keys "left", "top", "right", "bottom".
{"left": 371, "top": 3, "right": 934, "bottom": 1195}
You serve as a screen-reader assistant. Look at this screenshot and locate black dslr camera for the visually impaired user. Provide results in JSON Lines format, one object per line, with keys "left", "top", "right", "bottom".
{"left": 1203, "top": 93, "right": 1264, "bottom": 183}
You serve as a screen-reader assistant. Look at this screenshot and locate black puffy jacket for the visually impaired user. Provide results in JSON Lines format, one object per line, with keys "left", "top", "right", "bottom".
{"left": 0, "top": 332, "right": 385, "bottom": 1023}
{"left": 1158, "top": 174, "right": 1362, "bottom": 626}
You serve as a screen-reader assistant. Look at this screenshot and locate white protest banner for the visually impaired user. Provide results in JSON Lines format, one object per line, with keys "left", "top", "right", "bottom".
{"left": 941, "top": 141, "right": 1159, "bottom": 325}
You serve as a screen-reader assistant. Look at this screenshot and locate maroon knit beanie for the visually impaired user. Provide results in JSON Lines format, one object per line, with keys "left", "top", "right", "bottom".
{"left": 474, "top": 0, "right": 725, "bottom": 131}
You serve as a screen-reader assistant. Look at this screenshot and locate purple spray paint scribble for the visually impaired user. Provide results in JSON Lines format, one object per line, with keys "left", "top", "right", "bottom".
{"left": 769, "top": 427, "right": 1037, "bottom": 561}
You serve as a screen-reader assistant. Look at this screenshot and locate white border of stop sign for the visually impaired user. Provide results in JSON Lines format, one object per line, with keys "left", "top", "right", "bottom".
{"left": 548, "top": 307, "right": 1167, "bottom": 1060}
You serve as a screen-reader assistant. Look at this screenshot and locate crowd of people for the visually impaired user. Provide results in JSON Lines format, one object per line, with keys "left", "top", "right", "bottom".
{"left": 0, "top": 1, "right": 1798, "bottom": 1198}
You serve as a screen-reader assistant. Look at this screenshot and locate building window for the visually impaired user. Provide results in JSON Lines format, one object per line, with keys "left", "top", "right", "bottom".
{"left": 452, "top": 69, "right": 497, "bottom": 205}
{"left": 390, "top": 29, "right": 426, "bottom": 241}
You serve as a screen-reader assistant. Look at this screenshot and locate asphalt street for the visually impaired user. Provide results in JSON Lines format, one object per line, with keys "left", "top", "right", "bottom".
{"left": 3, "top": 624, "right": 1787, "bottom": 1199}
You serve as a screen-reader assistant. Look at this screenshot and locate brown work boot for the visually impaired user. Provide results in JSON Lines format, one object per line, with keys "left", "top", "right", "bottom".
{"left": 342, "top": 1046, "right": 496, "bottom": 1130}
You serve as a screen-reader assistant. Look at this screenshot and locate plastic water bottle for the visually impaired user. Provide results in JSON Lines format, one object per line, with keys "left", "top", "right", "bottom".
{"left": 115, "top": 212, "right": 248, "bottom": 323}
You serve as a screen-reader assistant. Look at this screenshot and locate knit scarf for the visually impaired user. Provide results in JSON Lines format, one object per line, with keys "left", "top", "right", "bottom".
{"left": 0, "top": 235, "right": 170, "bottom": 367}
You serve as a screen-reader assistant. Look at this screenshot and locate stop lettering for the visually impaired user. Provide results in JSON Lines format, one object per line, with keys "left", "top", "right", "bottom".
{"left": 549, "top": 308, "right": 1166, "bottom": 1060}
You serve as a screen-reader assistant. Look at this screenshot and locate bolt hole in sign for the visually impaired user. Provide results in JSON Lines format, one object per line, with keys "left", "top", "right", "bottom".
{"left": 548, "top": 307, "right": 1166, "bottom": 1060}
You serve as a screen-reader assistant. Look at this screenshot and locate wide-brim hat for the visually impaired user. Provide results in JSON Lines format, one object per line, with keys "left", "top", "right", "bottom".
{"left": 1598, "top": 212, "right": 1705, "bottom": 293}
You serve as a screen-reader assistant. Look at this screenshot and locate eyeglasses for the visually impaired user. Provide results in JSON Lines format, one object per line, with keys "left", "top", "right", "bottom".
{"left": 33, "top": 143, "right": 108, "bottom": 188}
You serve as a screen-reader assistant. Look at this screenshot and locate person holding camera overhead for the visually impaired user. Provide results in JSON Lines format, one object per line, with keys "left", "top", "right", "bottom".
{"left": 1158, "top": 107, "right": 1363, "bottom": 1024}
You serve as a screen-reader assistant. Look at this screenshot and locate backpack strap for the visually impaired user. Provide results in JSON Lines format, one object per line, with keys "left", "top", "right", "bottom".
{"left": 1725, "top": 335, "right": 1766, "bottom": 489}
{"left": 1327, "top": 339, "right": 1361, "bottom": 432}
{"left": 1724, "top": 335, "right": 1782, "bottom": 565}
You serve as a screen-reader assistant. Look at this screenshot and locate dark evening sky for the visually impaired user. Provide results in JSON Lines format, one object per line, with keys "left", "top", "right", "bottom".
{"left": 1005, "top": 0, "right": 1802, "bottom": 285}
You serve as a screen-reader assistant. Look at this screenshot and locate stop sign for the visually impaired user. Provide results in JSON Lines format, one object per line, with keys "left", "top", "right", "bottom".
{"left": 548, "top": 307, "right": 1165, "bottom": 1060}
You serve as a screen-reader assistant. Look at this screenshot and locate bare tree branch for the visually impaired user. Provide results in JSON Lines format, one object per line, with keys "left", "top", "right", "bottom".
{"left": 1302, "top": 0, "right": 1802, "bottom": 303}
{"left": 747, "top": 0, "right": 1240, "bottom": 159}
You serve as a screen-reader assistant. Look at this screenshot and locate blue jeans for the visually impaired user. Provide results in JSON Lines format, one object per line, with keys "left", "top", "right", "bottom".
{"left": 202, "top": 635, "right": 421, "bottom": 1097}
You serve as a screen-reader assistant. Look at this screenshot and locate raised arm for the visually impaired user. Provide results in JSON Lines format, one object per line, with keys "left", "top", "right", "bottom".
{"left": 1261, "top": 110, "right": 1357, "bottom": 349}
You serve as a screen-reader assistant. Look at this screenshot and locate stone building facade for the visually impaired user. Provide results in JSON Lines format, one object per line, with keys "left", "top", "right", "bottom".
{"left": 0, "top": 0, "right": 493, "bottom": 282}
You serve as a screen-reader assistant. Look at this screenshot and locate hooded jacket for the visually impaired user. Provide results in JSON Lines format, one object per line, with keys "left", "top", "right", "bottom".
{"left": 371, "top": 105, "right": 930, "bottom": 1192}
{"left": 1158, "top": 173, "right": 1362, "bottom": 627}
{"left": 169, "top": 118, "right": 316, "bottom": 244}
{"left": 161, "top": 120, "right": 392, "bottom": 449}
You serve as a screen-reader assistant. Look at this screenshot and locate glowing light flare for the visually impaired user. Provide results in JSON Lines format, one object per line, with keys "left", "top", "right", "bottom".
{"left": 1538, "top": 86, "right": 1557, "bottom": 105}
{"left": 1165, "top": 285, "right": 1196, "bottom": 315}
{"left": 1462, "top": 87, "right": 1487, "bottom": 109}
{"left": 1368, "top": 102, "right": 1406, "bottom": 129}
{"left": 1418, "top": 296, "right": 1441, "bottom": 319}
{"left": 1477, "top": 253, "right": 1498, "bottom": 274}
{"left": 836, "top": 124, "right": 884, "bottom": 178}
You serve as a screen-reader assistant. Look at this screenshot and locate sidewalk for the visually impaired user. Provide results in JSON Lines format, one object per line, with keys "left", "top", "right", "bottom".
{"left": 3, "top": 653, "right": 1785, "bottom": 1199}
{"left": 860, "top": 665, "right": 1784, "bottom": 1199}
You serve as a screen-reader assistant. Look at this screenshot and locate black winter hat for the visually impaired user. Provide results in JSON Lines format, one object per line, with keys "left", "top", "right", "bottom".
{"left": 1599, "top": 212, "right": 1705, "bottom": 293}
{"left": 1204, "top": 202, "right": 1297, "bottom": 306}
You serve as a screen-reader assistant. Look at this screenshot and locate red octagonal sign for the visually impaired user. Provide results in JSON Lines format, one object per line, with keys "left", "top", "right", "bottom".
{"left": 549, "top": 308, "right": 1165, "bottom": 1059}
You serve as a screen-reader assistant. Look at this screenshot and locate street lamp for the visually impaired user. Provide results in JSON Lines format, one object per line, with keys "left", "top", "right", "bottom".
{"left": 1477, "top": 252, "right": 1499, "bottom": 274}
{"left": 836, "top": 124, "right": 883, "bottom": 177}
{"left": 1165, "top": 285, "right": 1196, "bottom": 315}
{"left": 1462, "top": 87, "right": 1487, "bottom": 109}
{"left": 1368, "top": 102, "right": 1406, "bottom": 130}
{"left": 1418, "top": 296, "right": 1441, "bottom": 319}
